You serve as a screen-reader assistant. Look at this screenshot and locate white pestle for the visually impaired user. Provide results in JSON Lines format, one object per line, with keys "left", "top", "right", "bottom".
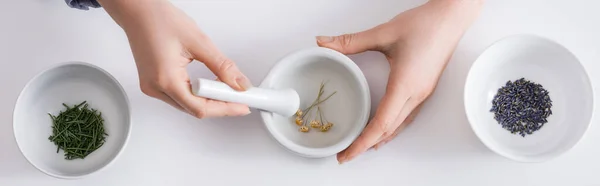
{"left": 191, "top": 78, "right": 300, "bottom": 117}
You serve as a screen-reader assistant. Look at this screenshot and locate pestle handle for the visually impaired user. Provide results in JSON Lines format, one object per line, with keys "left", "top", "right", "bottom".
{"left": 191, "top": 78, "right": 300, "bottom": 117}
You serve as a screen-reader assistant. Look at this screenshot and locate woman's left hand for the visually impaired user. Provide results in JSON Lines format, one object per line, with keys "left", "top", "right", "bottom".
{"left": 316, "top": 0, "right": 483, "bottom": 163}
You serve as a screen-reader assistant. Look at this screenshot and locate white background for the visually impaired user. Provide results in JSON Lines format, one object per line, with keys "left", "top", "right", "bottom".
{"left": 1, "top": 0, "right": 599, "bottom": 185}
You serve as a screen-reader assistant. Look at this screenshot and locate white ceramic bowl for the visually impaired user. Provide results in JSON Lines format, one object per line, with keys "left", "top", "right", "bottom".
{"left": 13, "top": 62, "right": 131, "bottom": 179}
{"left": 464, "top": 35, "right": 594, "bottom": 162}
{"left": 260, "top": 47, "right": 371, "bottom": 158}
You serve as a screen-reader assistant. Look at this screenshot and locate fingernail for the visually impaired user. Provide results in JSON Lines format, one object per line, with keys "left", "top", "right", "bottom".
{"left": 245, "top": 109, "right": 252, "bottom": 115}
{"left": 316, "top": 36, "right": 334, "bottom": 43}
{"left": 236, "top": 76, "right": 253, "bottom": 91}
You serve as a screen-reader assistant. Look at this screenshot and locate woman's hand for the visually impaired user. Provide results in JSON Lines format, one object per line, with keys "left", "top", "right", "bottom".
{"left": 316, "top": 0, "right": 483, "bottom": 163}
{"left": 98, "top": 0, "right": 252, "bottom": 118}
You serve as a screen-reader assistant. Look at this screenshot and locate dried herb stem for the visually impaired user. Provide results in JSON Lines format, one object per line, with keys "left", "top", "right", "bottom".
{"left": 301, "top": 82, "right": 326, "bottom": 116}
{"left": 301, "top": 91, "right": 337, "bottom": 120}
{"left": 48, "top": 101, "right": 108, "bottom": 160}
{"left": 295, "top": 81, "right": 337, "bottom": 133}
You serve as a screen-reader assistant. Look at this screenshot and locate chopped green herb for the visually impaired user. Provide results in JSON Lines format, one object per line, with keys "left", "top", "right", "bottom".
{"left": 48, "top": 101, "right": 107, "bottom": 160}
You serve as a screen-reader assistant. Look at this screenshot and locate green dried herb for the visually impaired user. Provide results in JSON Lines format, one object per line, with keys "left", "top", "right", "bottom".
{"left": 48, "top": 101, "right": 107, "bottom": 160}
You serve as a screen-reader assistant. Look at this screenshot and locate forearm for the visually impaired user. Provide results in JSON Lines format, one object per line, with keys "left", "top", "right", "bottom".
{"left": 427, "top": 0, "right": 483, "bottom": 30}
{"left": 396, "top": 0, "right": 483, "bottom": 67}
{"left": 423, "top": 0, "right": 483, "bottom": 51}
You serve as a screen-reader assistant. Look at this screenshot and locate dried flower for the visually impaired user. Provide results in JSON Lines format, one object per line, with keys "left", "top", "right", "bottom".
{"left": 320, "top": 122, "right": 333, "bottom": 132}
{"left": 319, "top": 125, "right": 331, "bottom": 132}
{"left": 299, "top": 126, "right": 310, "bottom": 132}
{"left": 490, "top": 78, "right": 552, "bottom": 137}
{"left": 295, "top": 117, "right": 303, "bottom": 126}
{"left": 294, "top": 81, "right": 337, "bottom": 133}
{"left": 310, "top": 120, "right": 322, "bottom": 128}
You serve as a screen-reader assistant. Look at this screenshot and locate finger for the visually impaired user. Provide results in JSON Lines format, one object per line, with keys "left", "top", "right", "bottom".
{"left": 157, "top": 92, "right": 187, "bottom": 113}
{"left": 165, "top": 80, "right": 250, "bottom": 118}
{"left": 316, "top": 27, "right": 384, "bottom": 55}
{"left": 141, "top": 85, "right": 187, "bottom": 113}
{"left": 337, "top": 72, "right": 410, "bottom": 163}
{"left": 374, "top": 101, "right": 421, "bottom": 144}
{"left": 188, "top": 36, "right": 252, "bottom": 91}
{"left": 373, "top": 104, "right": 423, "bottom": 149}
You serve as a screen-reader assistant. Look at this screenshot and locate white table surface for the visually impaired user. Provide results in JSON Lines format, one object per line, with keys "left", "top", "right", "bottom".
{"left": 1, "top": 0, "right": 599, "bottom": 185}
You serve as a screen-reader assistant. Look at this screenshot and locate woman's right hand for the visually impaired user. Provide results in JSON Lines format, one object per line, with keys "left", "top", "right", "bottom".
{"left": 98, "top": 0, "right": 252, "bottom": 118}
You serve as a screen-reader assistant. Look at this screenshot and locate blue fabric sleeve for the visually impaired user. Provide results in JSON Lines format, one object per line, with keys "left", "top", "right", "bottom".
{"left": 65, "top": 0, "right": 102, "bottom": 10}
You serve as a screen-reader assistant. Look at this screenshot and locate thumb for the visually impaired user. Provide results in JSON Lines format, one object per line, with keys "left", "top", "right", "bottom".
{"left": 190, "top": 42, "right": 252, "bottom": 91}
{"left": 316, "top": 29, "right": 380, "bottom": 55}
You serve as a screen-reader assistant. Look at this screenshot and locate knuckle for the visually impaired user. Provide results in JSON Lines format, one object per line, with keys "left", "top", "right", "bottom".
{"left": 191, "top": 102, "right": 209, "bottom": 119}
{"left": 193, "top": 31, "right": 209, "bottom": 42}
{"left": 140, "top": 83, "right": 154, "bottom": 96}
{"left": 181, "top": 50, "right": 194, "bottom": 61}
{"left": 193, "top": 108, "right": 207, "bottom": 119}
{"left": 415, "top": 86, "right": 435, "bottom": 102}
{"left": 340, "top": 34, "right": 355, "bottom": 50}
{"left": 140, "top": 73, "right": 173, "bottom": 96}
{"left": 217, "top": 58, "right": 236, "bottom": 75}
{"left": 404, "top": 115, "right": 416, "bottom": 124}
{"left": 373, "top": 117, "right": 393, "bottom": 136}
{"left": 140, "top": 82, "right": 159, "bottom": 97}
{"left": 386, "top": 81, "right": 403, "bottom": 92}
{"left": 381, "top": 130, "right": 392, "bottom": 138}
{"left": 359, "top": 143, "right": 371, "bottom": 152}
{"left": 155, "top": 74, "right": 173, "bottom": 91}
{"left": 424, "top": 83, "right": 437, "bottom": 95}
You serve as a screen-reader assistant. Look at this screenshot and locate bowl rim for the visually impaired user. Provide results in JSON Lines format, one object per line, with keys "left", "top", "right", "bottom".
{"left": 12, "top": 61, "right": 132, "bottom": 179}
{"left": 259, "top": 47, "right": 371, "bottom": 158}
{"left": 463, "top": 34, "right": 595, "bottom": 163}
